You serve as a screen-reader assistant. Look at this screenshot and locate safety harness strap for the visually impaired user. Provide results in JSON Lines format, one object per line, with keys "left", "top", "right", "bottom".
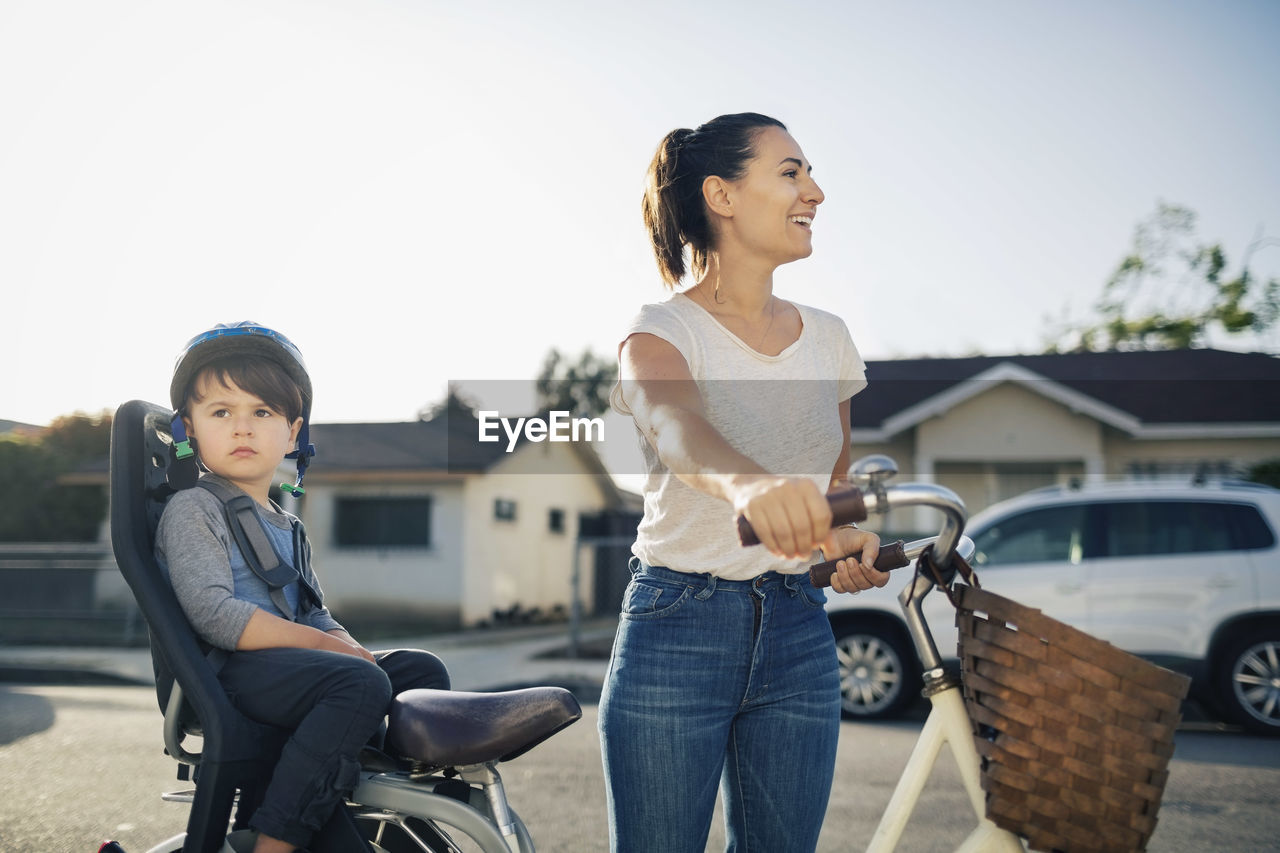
{"left": 194, "top": 478, "right": 323, "bottom": 621}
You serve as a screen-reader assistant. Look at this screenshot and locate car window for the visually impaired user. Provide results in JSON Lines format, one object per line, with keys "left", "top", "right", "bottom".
{"left": 1224, "top": 501, "right": 1277, "bottom": 550}
{"left": 972, "top": 505, "right": 1085, "bottom": 566}
{"left": 1096, "top": 500, "right": 1275, "bottom": 557}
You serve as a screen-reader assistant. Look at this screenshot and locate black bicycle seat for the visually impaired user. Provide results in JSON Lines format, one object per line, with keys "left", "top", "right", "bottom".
{"left": 385, "top": 687, "right": 582, "bottom": 770}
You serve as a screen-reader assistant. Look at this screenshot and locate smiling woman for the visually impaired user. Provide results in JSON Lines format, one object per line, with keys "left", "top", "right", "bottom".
{"left": 598, "top": 113, "right": 885, "bottom": 853}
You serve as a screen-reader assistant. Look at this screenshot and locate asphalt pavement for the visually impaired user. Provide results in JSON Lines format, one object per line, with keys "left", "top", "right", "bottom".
{"left": 3, "top": 621, "right": 1279, "bottom": 853}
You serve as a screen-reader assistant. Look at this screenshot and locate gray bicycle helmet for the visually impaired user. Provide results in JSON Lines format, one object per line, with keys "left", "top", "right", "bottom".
{"left": 169, "top": 321, "right": 316, "bottom": 494}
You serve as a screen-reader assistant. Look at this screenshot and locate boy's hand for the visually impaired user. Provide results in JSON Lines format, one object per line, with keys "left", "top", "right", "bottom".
{"left": 327, "top": 629, "right": 375, "bottom": 663}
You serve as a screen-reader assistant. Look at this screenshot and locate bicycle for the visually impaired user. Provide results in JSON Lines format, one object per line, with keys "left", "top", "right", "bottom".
{"left": 739, "top": 455, "right": 1190, "bottom": 853}
{"left": 102, "top": 399, "right": 583, "bottom": 853}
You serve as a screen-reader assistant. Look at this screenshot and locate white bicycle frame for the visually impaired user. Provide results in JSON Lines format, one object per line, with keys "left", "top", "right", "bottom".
{"left": 849, "top": 469, "right": 1025, "bottom": 853}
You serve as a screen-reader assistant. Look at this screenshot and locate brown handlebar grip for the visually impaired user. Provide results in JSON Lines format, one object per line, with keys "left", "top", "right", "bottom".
{"left": 736, "top": 486, "right": 869, "bottom": 547}
{"left": 809, "top": 539, "right": 908, "bottom": 589}
{"left": 827, "top": 487, "right": 869, "bottom": 527}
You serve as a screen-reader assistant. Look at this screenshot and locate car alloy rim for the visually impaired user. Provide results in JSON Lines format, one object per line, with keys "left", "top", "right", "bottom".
{"left": 835, "top": 634, "right": 902, "bottom": 714}
{"left": 1232, "top": 640, "right": 1280, "bottom": 727}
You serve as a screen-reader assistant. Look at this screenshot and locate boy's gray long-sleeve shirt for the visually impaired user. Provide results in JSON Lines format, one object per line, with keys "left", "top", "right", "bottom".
{"left": 155, "top": 473, "right": 343, "bottom": 650}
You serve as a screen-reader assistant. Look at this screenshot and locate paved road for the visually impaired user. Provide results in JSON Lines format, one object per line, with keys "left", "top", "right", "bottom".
{"left": 2, "top": 682, "right": 1277, "bottom": 853}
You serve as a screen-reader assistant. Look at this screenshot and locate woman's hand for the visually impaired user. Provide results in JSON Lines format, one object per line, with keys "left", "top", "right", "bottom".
{"left": 819, "top": 525, "right": 889, "bottom": 595}
{"left": 732, "top": 476, "right": 833, "bottom": 559}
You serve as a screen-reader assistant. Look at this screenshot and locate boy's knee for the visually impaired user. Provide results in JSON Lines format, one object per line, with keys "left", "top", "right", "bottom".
{"left": 363, "top": 662, "right": 394, "bottom": 708}
{"left": 379, "top": 648, "right": 451, "bottom": 691}
{"left": 416, "top": 651, "right": 450, "bottom": 691}
{"left": 334, "top": 656, "right": 393, "bottom": 711}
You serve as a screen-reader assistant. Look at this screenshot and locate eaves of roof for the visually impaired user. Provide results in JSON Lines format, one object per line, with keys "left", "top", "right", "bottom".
{"left": 850, "top": 349, "right": 1280, "bottom": 441}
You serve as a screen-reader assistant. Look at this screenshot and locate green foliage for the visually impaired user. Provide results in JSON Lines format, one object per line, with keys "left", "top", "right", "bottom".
{"left": 0, "top": 412, "right": 111, "bottom": 542}
{"left": 1046, "top": 202, "right": 1280, "bottom": 352}
{"left": 535, "top": 348, "right": 617, "bottom": 418}
{"left": 1247, "top": 459, "right": 1280, "bottom": 489}
{"left": 419, "top": 384, "right": 480, "bottom": 421}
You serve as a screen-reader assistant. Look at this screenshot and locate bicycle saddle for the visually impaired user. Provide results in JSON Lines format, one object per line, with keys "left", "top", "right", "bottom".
{"left": 385, "top": 686, "right": 582, "bottom": 771}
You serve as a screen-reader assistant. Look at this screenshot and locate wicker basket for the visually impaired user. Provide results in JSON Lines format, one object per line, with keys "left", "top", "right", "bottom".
{"left": 955, "top": 584, "right": 1191, "bottom": 853}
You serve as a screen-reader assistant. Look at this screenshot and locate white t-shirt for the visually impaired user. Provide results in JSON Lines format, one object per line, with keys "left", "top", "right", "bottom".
{"left": 610, "top": 292, "right": 867, "bottom": 580}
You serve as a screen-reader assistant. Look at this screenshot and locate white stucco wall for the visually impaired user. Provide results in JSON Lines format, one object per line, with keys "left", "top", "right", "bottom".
{"left": 1102, "top": 434, "right": 1280, "bottom": 478}
{"left": 299, "top": 478, "right": 467, "bottom": 623}
{"left": 916, "top": 382, "right": 1104, "bottom": 465}
{"left": 885, "top": 382, "right": 1105, "bottom": 528}
{"left": 460, "top": 441, "right": 614, "bottom": 626}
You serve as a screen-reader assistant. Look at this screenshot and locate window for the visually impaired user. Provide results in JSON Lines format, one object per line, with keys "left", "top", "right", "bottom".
{"left": 973, "top": 505, "right": 1086, "bottom": 566}
{"left": 1096, "top": 501, "right": 1276, "bottom": 557}
{"left": 548, "top": 508, "right": 565, "bottom": 534}
{"left": 494, "top": 499, "right": 517, "bottom": 522}
{"left": 334, "top": 497, "right": 432, "bottom": 548}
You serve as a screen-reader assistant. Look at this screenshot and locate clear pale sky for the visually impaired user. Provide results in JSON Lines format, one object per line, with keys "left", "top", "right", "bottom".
{"left": 3, "top": 0, "right": 1278, "bottom": 427}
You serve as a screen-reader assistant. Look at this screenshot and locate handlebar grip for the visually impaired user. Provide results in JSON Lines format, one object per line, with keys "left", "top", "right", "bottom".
{"left": 736, "top": 486, "right": 869, "bottom": 546}
{"left": 809, "top": 539, "right": 908, "bottom": 589}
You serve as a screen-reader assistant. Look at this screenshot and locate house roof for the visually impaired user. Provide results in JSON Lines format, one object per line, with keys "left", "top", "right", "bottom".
{"left": 0, "top": 419, "right": 43, "bottom": 437}
{"left": 853, "top": 349, "right": 1280, "bottom": 438}
{"left": 310, "top": 412, "right": 504, "bottom": 473}
{"left": 307, "top": 407, "right": 633, "bottom": 508}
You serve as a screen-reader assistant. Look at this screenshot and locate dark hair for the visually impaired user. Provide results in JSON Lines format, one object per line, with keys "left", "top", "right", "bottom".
{"left": 642, "top": 112, "right": 787, "bottom": 287}
{"left": 182, "top": 355, "right": 306, "bottom": 425}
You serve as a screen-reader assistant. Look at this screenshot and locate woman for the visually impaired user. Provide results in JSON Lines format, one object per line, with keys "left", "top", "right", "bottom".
{"left": 598, "top": 112, "right": 889, "bottom": 852}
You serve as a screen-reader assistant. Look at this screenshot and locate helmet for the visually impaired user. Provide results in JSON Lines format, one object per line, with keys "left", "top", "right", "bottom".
{"left": 169, "top": 321, "right": 316, "bottom": 495}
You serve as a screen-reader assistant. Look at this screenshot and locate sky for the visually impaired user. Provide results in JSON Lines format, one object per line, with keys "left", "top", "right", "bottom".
{"left": 3, "top": 0, "right": 1278, "bottom": 429}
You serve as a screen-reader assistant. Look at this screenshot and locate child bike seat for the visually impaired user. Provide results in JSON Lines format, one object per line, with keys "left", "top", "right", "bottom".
{"left": 109, "top": 400, "right": 368, "bottom": 853}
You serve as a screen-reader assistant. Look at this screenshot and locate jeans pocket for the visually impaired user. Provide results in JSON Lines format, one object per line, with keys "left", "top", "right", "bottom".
{"left": 621, "top": 577, "right": 693, "bottom": 620}
{"left": 796, "top": 578, "right": 828, "bottom": 609}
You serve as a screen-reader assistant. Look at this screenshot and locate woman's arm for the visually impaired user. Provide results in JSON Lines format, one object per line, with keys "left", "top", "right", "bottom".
{"left": 619, "top": 332, "right": 834, "bottom": 559}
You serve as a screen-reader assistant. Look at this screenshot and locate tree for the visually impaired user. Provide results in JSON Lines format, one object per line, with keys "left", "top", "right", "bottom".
{"left": 535, "top": 347, "right": 617, "bottom": 418}
{"left": 1045, "top": 203, "right": 1280, "bottom": 352}
{"left": 0, "top": 412, "right": 112, "bottom": 542}
{"left": 418, "top": 383, "right": 480, "bottom": 422}
{"left": 1247, "top": 459, "right": 1280, "bottom": 490}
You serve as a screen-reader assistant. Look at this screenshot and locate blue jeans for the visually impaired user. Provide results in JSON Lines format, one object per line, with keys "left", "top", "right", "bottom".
{"left": 598, "top": 560, "right": 841, "bottom": 853}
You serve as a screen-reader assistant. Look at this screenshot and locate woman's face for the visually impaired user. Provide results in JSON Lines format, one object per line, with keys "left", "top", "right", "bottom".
{"left": 718, "top": 125, "right": 825, "bottom": 266}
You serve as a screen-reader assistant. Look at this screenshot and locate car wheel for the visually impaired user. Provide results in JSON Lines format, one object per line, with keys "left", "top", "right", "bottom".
{"left": 831, "top": 620, "right": 918, "bottom": 720}
{"left": 1217, "top": 632, "right": 1280, "bottom": 736}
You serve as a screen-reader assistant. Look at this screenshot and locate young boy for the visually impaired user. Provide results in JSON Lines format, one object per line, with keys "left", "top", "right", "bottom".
{"left": 155, "top": 321, "right": 449, "bottom": 853}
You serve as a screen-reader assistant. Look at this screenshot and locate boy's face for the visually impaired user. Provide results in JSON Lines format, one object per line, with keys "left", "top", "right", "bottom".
{"left": 183, "top": 374, "right": 303, "bottom": 504}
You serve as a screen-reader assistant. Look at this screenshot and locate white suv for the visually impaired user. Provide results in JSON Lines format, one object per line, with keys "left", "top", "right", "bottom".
{"left": 825, "top": 479, "right": 1280, "bottom": 735}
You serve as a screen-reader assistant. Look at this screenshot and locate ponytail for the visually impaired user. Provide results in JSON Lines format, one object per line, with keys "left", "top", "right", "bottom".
{"left": 641, "top": 113, "right": 787, "bottom": 288}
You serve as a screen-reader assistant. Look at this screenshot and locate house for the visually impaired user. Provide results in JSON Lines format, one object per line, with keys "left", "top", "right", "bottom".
{"left": 41, "top": 348, "right": 1280, "bottom": 632}
{"left": 850, "top": 349, "right": 1280, "bottom": 531}
{"left": 288, "top": 401, "right": 637, "bottom": 630}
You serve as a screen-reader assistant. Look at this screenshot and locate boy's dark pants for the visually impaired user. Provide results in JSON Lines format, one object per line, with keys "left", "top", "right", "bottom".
{"left": 217, "top": 647, "right": 450, "bottom": 848}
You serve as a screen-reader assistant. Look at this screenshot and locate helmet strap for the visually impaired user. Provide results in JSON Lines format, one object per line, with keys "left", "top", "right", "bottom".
{"left": 281, "top": 421, "right": 316, "bottom": 497}
{"left": 170, "top": 414, "right": 195, "bottom": 460}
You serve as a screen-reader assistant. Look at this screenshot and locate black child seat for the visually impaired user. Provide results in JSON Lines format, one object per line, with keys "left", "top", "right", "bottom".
{"left": 109, "top": 400, "right": 583, "bottom": 853}
{"left": 109, "top": 399, "right": 374, "bottom": 853}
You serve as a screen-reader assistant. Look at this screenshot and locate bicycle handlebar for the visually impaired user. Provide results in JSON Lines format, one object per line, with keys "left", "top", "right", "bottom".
{"left": 735, "top": 481, "right": 969, "bottom": 575}
{"left": 735, "top": 487, "right": 868, "bottom": 546}
{"left": 808, "top": 539, "right": 908, "bottom": 588}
